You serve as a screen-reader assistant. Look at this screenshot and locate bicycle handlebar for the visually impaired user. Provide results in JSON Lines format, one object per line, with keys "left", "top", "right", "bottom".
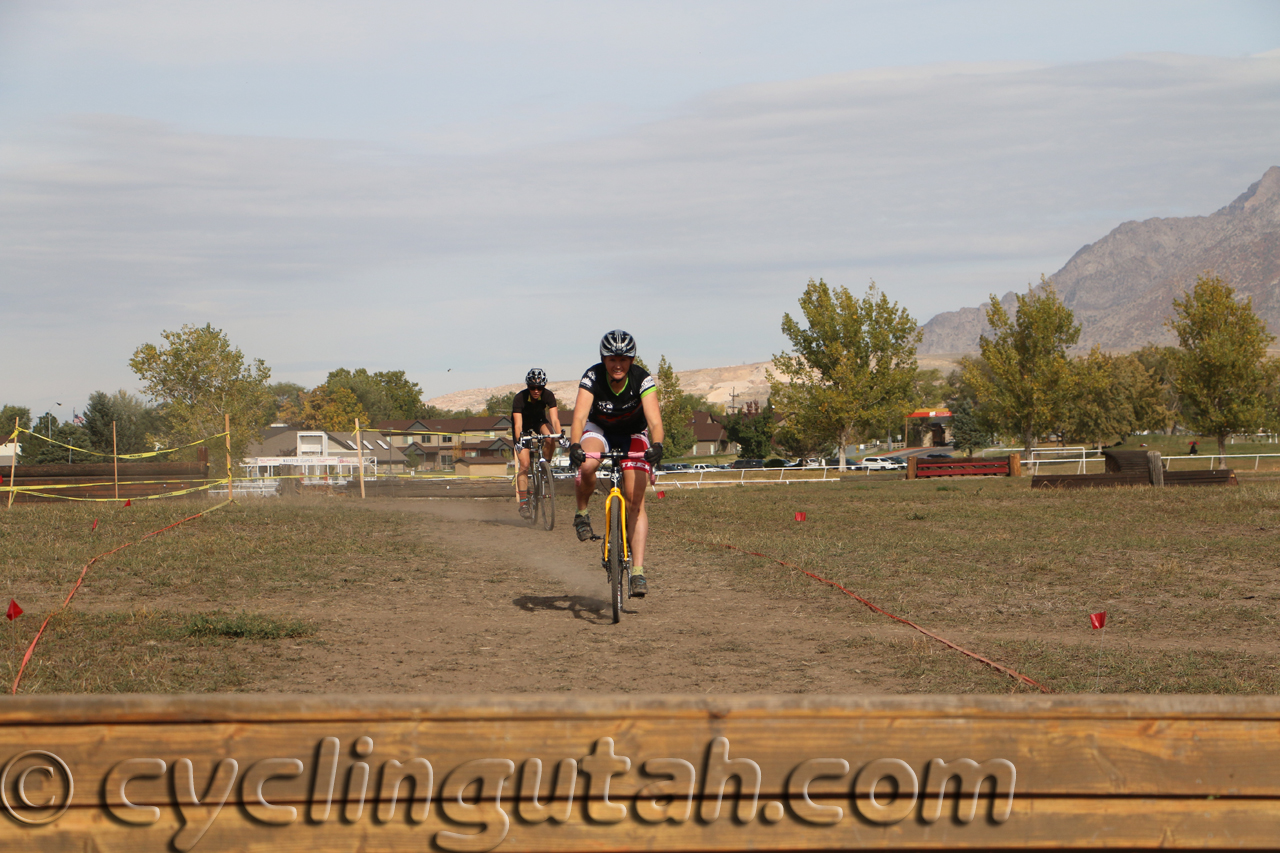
{"left": 583, "top": 450, "right": 649, "bottom": 460}
{"left": 518, "top": 431, "right": 569, "bottom": 449}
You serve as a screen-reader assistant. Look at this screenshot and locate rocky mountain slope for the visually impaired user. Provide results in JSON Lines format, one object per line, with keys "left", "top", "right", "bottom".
{"left": 425, "top": 355, "right": 962, "bottom": 413}
{"left": 920, "top": 166, "right": 1280, "bottom": 353}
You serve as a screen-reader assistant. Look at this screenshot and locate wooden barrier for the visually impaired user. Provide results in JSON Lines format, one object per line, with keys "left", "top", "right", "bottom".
{"left": 909, "top": 456, "right": 1015, "bottom": 479}
{"left": 2, "top": 694, "right": 1279, "bottom": 850}
{"left": 6, "top": 449, "right": 211, "bottom": 503}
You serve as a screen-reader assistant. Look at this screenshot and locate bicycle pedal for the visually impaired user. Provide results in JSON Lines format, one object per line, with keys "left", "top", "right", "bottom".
{"left": 589, "top": 534, "right": 602, "bottom": 541}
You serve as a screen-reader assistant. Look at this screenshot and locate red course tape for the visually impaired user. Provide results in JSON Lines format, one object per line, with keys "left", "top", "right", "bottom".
{"left": 691, "top": 539, "right": 1052, "bottom": 694}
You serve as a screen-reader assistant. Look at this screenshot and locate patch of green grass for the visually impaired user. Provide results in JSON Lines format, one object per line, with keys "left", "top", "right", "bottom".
{"left": 0, "top": 609, "right": 315, "bottom": 693}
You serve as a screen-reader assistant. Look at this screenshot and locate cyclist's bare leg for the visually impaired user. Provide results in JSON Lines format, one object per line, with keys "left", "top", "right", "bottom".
{"left": 575, "top": 435, "right": 606, "bottom": 512}
{"left": 622, "top": 466, "right": 649, "bottom": 569}
{"left": 516, "top": 447, "right": 531, "bottom": 495}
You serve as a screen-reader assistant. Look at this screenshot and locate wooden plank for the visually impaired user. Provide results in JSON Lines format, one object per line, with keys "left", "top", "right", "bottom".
{"left": 2, "top": 695, "right": 1280, "bottom": 850}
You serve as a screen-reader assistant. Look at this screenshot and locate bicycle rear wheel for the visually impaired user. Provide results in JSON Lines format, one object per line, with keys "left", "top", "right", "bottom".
{"left": 608, "top": 495, "right": 625, "bottom": 624}
{"left": 538, "top": 459, "right": 555, "bottom": 530}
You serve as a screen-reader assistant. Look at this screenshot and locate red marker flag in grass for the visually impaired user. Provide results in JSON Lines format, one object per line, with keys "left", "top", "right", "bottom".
{"left": 123, "top": 499, "right": 131, "bottom": 507}
{"left": 795, "top": 511, "right": 807, "bottom": 521}
{"left": 656, "top": 491, "right": 665, "bottom": 498}
{"left": 1090, "top": 611, "right": 1107, "bottom": 630}
{"left": 92, "top": 519, "right": 98, "bottom": 531}
{"left": 6, "top": 599, "right": 22, "bottom": 621}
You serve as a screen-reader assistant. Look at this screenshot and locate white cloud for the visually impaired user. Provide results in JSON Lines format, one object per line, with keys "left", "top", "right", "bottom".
{"left": 2, "top": 52, "right": 1278, "bottom": 411}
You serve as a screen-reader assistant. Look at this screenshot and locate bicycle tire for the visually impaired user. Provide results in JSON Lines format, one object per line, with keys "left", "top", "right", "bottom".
{"left": 538, "top": 459, "right": 555, "bottom": 530}
{"left": 526, "top": 460, "right": 540, "bottom": 527}
{"left": 608, "top": 495, "right": 625, "bottom": 624}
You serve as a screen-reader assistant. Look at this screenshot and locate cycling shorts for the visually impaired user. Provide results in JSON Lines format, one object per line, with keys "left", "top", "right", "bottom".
{"left": 581, "top": 421, "right": 651, "bottom": 474}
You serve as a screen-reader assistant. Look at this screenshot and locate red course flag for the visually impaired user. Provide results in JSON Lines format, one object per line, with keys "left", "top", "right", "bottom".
{"left": 656, "top": 491, "right": 665, "bottom": 498}
{"left": 795, "top": 511, "right": 807, "bottom": 521}
{"left": 6, "top": 599, "right": 22, "bottom": 621}
{"left": 1090, "top": 611, "right": 1107, "bottom": 630}
{"left": 123, "top": 499, "right": 132, "bottom": 507}
{"left": 92, "top": 518, "right": 98, "bottom": 531}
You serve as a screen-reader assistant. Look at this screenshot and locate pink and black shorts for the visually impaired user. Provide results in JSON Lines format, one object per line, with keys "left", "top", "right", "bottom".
{"left": 581, "top": 422, "right": 651, "bottom": 474}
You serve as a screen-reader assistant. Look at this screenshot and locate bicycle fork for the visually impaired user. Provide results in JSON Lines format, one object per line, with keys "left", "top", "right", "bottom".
{"left": 601, "top": 487, "right": 631, "bottom": 571}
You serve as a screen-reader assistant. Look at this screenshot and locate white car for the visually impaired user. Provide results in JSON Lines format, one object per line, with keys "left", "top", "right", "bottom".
{"left": 689, "top": 463, "right": 717, "bottom": 473}
{"left": 860, "top": 456, "right": 906, "bottom": 470}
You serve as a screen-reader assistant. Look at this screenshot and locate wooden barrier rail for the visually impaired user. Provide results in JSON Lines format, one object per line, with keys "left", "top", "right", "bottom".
{"left": 5, "top": 449, "right": 211, "bottom": 503}
{"left": 1, "top": 694, "right": 1278, "bottom": 850}
{"left": 907, "top": 454, "right": 1019, "bottom": 479}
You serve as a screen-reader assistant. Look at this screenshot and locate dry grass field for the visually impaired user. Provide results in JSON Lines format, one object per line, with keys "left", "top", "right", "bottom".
{"left": 2, "top": 469, "right": 1277, "bottom": 695}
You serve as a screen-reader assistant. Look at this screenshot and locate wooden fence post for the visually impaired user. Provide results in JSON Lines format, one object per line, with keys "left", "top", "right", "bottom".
{"left": 225, "top": 414, "right": 232, "bottom": 500}
{"left": 907, "top": 456, "right": 917, "bottom": 480}
{"left": 7, "top": 417, "right": 17, "bottom": 508}
{"left": 112, "top": 421, "right": 119, "bottom": 500}
{"left": 1147, "top": 451, "right": 1164, "bottom": 487}
{"left": 1008, "top": 452, "right": 1021, "bottom": 477}
{"left": 355, "top": 418, "right": 366, "bottom": 499}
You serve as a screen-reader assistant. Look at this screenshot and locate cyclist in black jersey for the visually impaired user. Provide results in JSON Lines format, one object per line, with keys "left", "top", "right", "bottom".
{"left": 568, "top": 330, "right": 665, "bottom": 597}
{"left": 512, "top": 368, "right": 561, "bottom": 519}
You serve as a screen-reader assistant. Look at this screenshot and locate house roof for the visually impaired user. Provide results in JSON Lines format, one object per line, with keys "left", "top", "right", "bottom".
{"left": 416, "top": 416, "right": 512, "bottom": 433}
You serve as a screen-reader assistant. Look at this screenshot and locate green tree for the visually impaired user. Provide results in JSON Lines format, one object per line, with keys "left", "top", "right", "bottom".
{"left": 20, "top": 414, "right": 94, "bottom": 464}
{"left": 1168, "top": 274, "right": 1279, "bottom": 457}
{"left": 949, "top": 399, "right": 991, "bottom": 457}
{"left": 129, "top": 323, "right": 273, "bottom": 468}
{"left": 1, "top": 405, "right": 31, "bottom": 438}
{"left": 769, "top": 279, "right": 920, "bottom": 469}
{"left": 1065, "top": 348, "right": 1128, "bottom": 450}
{"left": 912, "top": 367, "right": 947, "bottom": 408}
{"left": 656, "top": 356, "right": 695, "bottom": 457}
{"left": 484, "top": 390, "right": 517, "bottom": 417}
{"left": 964, "top": 279, "right": 1080, "bottom": 456}
{"left": 1134, "top": 344, "right": 1186, "bottom": 434}
{"left": 301, "top": 385, "right": 370, "bottom": 431}
{"left": 83, "top": 390, "right": 159, "bottom": 457}
{"left": 374, "top": 370, "right": 429, "bottom": 420}
{"left": 723, "top": 400, "right": 776, "bottom": 459}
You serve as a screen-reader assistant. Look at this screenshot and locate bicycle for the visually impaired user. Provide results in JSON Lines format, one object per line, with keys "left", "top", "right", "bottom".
{"left": 582, "top": 448, "right": 651, "bottom": 623}
{"left": 518, "top": 431, "right": 567, "bottom": 530}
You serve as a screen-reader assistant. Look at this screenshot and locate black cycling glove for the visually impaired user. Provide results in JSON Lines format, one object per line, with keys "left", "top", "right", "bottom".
{"left": 644, "top": 441, "right": 664, "bottom": 465}
{"left": 569, "top": 443, "right": 586, "bottom": 465}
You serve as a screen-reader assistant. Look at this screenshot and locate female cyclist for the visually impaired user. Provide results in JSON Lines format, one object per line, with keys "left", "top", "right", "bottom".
{"left": 568, "top": 330, "right": 664, "bottom": 597}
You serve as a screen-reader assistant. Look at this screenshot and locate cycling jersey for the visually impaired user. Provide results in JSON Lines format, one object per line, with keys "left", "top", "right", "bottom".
{"left": 578, "top": 362, "right": 655, "bottom": 436}
{"left": 511, "top": 388, "right": 557, "bottom": 439}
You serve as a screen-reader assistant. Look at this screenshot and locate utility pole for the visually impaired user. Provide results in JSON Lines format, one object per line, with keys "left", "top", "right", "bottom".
{"left": 727, "top": 388, "right": 739, "bottom": 416}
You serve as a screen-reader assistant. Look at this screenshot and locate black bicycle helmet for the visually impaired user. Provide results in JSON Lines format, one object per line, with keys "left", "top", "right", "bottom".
{"left": 525, "top": 368, "right": 547, "bottom": 388}
{"left": 599, "top": 329, "right": 637, "bottom": 360}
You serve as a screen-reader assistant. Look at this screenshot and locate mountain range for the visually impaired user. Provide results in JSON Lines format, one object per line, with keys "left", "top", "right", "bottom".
{"left": 429, "top": 168, "right": 1280, "bottom": 410}
{"left": 920, "top": 166, "right": 1280, "bottom": 353}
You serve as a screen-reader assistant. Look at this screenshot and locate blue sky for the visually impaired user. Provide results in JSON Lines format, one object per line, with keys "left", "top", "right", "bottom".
{"left": 2, "top": 1, "right": 1278, "bottom": 416}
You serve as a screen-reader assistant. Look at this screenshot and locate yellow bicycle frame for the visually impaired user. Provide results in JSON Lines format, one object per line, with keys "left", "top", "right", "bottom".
{"left": 601, "top": 485, "right": 631, "bottom": 567}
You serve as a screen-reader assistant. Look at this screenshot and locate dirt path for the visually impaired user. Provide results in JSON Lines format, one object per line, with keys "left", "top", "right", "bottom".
{"left": 243, "top": 498, "right": 921, "bottom": 694}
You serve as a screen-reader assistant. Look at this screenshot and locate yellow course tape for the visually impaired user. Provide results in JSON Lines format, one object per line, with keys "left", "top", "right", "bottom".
{"left": 14, "top": 428, "right": 229, "bottom": 460}
{"left": 4, "top": 482, "right": 220, "bottom": 502}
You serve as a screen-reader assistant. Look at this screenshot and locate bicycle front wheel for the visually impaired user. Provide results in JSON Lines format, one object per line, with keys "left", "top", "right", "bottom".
{"left": 608, "top": 495, "right": 625, "bottom": 624}
{"left": 526, "top": 465, "right": 541, "bottom": 527}
{"left": 538, "top": 459, "right": 555, "bottom": 531}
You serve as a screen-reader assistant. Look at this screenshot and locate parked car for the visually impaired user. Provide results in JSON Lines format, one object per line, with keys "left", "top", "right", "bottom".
{"left": 729, "top": 458, "right": 765, "bottom": 469}
{"left": 924, "top": 452, "right": 952, "bottom": 459}
{"left": 861, "top": 456, "right": 906, "bottom": 470}
{"left": 689, "top": 463, "right": 717, "bottom": 472}
{"left": 657, "top": 462, "right": 692, "bottom": 474}
{"left": 764, "top": 458, "right": 788, "bottom": 468}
